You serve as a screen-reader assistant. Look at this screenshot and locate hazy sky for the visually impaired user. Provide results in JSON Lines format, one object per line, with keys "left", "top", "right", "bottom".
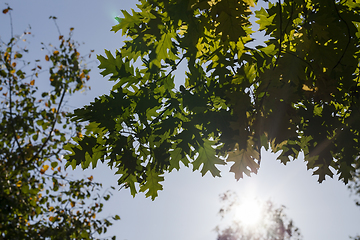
{"left": 1, "top": 1, "right": 360, "bottom": 239}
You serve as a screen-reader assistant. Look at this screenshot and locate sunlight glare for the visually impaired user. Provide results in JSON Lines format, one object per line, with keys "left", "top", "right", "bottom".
{"left": 235, "top": 197, "right": 263, "bottom": 227}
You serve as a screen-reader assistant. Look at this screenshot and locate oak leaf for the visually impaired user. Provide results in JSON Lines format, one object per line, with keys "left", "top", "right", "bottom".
{"left": 192, "top": 139, "right": 226, "bottom": 177}
{"left": 227, "top": 143, "right": 259, "bottom": 180}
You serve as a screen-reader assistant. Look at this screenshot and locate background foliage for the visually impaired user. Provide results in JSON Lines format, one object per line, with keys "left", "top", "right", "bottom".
{"left": 215, "top": 191, "right": 302, "bottom": 240}
{"left": 0, "top": 7, "right": 118, "bottom": 239}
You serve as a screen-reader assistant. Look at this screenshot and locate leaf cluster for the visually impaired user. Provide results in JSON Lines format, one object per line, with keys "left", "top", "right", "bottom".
{"left": 66, "top": 0, "right": 360, "bottom": 199}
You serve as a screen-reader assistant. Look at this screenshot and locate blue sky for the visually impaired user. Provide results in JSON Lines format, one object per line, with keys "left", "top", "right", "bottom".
{"left": 1, "top": 1, "right": 360, "bottom": 239}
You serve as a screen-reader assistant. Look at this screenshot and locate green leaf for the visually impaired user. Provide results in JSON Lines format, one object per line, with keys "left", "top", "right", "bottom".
{"left": 227, "top": 142, "right": 260, "bottom": 180}
{"left": 139, "top": 168, "right": 164, "bottom": 200}
{"left": 312, "top": 164, "right": 334, "bottom": 183}
{"left": 192, "top": 139, "right": 226, "bottom": 177}
{"left": 255, "top": 7, "right": 276, "bottom": 32}
{"left": 111, "top": 9, "right": 142, "bottom": 34}
{"left": 51, "top": 161, "right": 58, "bottom": 168}
{"left": 116, "top": 167, "right": 138, "bottom": 197}
{"left": 155, "top": 31, "right": 177, "bottom": 62}
{"left": 169, "top": 147, "right": 189, "bottom": 171}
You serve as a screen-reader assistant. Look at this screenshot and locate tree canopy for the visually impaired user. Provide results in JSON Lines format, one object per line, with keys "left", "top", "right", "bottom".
{"left": 65, "top": 0, "right": 360, "bottom": 200}
{"left": 0, "top": 7, "right": 118, "bottom": 239}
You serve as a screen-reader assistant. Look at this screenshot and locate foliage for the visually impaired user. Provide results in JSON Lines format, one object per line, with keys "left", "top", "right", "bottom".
{"left": 215, "top": 191, "right": 302, "bottom": 240}
{"left": 65, "top": 0, "right": 360, "bottom": 200}
{"left": 0, "top": 7, "right": 118, "bottom": 239}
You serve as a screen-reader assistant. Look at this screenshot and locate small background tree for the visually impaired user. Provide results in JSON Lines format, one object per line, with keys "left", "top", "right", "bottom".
{"left": 215, "top": 191, "right": 302, "bottom": 240}
{"left": 0, "top": 6, "right": 119, "bottom": 239}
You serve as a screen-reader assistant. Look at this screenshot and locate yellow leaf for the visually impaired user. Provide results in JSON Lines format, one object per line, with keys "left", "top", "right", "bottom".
{"left": 70, "top": 27, "right": 74, "bottom": 31}
{"left": 45, "top": 55, "right": 49, "bottom": 61}
{"left": 12, "top": 62, "right": 16, "bottom": 68}
{"left": 53, "top": 50, "right": 59, "bottom": 55}
{"left": 243, "top": 0, "right": 255, "bottom": 7}
{"left": 178, "top": 24, "right": 188, "bottom": 36}
{"left": 70, "top": 201, "right": 76, "bottom": 208}
{"left": 49, "top": 216, "right": 55, "bottom": 222}
{"left": 87, "top": 175, "right": 93, "bottom": 181}
{"left": 302, "top": 84, "right": 318, "bottom": 92}
{"left": 77, "top": 132, "right": 83, "bottom": 139}
{"left": 49, "top": 206, "right": 54, "bottom": 212}
{"left": 30, "top": 80, "right": 35, "bottom": 85}
{"left": 41, "top": 165, "right": 49, "bottom": 174}
{"left": 16, "top": 180, "right": 22, "bottom": 187}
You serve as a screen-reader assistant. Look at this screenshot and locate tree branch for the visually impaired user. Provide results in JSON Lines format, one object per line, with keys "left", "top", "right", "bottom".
{"left": 273, "top": 0, "right": 283, "bottom": 69}
{"left": 6, "top": 58, "right": 24, "bottom": 161}
{"left": 332, "top": 1, "right": 351, "bottom": 70}
{"left": 23, "top": 86, "right": 67, "bottom": 167}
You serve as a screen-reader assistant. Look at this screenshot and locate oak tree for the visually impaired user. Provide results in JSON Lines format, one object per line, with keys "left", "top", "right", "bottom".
{"left": 65, "top": 0, "right": 360, "bottom": 200}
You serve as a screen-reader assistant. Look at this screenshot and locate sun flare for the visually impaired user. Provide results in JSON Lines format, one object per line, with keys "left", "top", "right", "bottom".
{"left": 235, "top": 197, "right": 263, "bottom": 227}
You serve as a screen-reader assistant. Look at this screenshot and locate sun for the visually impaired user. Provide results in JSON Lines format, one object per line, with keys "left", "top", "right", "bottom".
{"left": 234, "top": 197, "right": 263, "bottom": 228}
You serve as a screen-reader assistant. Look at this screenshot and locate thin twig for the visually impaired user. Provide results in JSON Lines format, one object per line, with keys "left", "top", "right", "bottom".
{"left": 9, "top": 8, "right": 13, "bottom": 41}
{"left": 52, "top": 17, "right": 62, "bottom": 36}
{"left": 332, "top": 1, "right": 351, "bottom": 70}
{"left": 285, "top": 50, "right": 314, "bottom": 70}
{"left": 6, "top": 60, "right": 24, "bottom": 159}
